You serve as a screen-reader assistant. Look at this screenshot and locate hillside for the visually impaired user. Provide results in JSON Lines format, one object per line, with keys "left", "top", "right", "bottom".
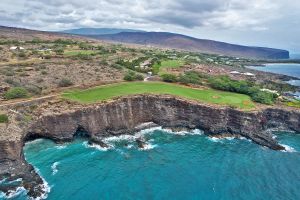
{"left": 92, "top": 32, "right": 289, "bottom": 59}
{"left": 62, "top": 28, "right": 145, "bottom": 35}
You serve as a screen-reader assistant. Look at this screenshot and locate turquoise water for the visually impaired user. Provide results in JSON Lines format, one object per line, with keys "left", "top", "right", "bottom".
{"left": 2, "top": 128, "right": 300, "bottom": 200}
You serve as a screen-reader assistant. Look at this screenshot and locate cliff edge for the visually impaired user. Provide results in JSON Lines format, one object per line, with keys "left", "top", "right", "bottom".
{"left": 0, "top": 95, "right": 299, "bottom": 198}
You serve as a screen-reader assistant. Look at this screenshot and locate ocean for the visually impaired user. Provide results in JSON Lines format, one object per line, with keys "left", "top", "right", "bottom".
{"left": 247, "top": 63, "right": 300, "bottom": 98}
{"left": 2, "top": 128, "right": 300, "bottom": 200}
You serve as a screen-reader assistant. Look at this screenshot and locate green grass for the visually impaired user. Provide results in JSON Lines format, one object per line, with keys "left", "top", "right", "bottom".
{"left": 153, "top": 59, "right": 185, "bottom": 75}
{"left": 63, "top": 82, "right": 255, "bottom": 109}
{"left": 0, "top": 114, "right": 8, "bottom": 123}
{"left": 64, "top": 50, "right": 98, "bottom": 56}
{"left": 286, "top": 100, "right": 300, "bottom": 108}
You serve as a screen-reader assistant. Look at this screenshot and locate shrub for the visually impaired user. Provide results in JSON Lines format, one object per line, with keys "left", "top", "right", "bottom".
{"left": 208, "top": 76, "right": 277, "bottom": 104}
{"left": 135, "top": 74, "right": 144, "bottom": 81}
{"left": 251, "top": 91, "right": 275, "bottom": 105}
{"left": 54, "top": 48, "right": 64, "bottom": 55}
{"left": 75, "top": 53, "right": 91, "bottom": 60}
{"left": 123, "top": 71, "right": 144, "bottom": 81}
{"left": 36, "top": 78, "right": 44, "bottom": 83}
{"left": 99, "top": 60, "right": 109, "bottom": 65}
{"left": 41, "top": 70, "right": 48, "bottom": 75}
{"left": 26, "top": 85, "right": 42, "bottom": 95}
{"left": 0, "top": 114, "right": 8, "bottom": 123}
{"left": 3, "top": 70, "right": 15, "bottom": 76}
{"left": 44, "top": 54, "right": 51, "bottom": 59}
{"left": 4, "top": 78, "right": 20, "bottom": 86}
{"left": 160, "top": 74, "right": 177, "bottom": 83}
{"left": 4, "top": 87, "right": 29, "bottom": 99}
{"left": 124, "top": 72, "right": 135, "bottom": 81}
{"left": 58, "top": 78, "right": 73, "bottom": 87}
{"left": 18, "top": 52, "right": 27, "bottom": 58}
{"left": 110, "top": 64, "right": 123, "bottom": 70}
{"left": 178, "top": 71, "right": 201, "bottom": 84}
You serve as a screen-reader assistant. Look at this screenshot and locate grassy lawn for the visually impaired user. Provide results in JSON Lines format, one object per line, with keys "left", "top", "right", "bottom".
{"left": 63, "top": 82, "right": 255, "bottom": 109}
{"left": 153, "top": 59, "right": 185, "bottom": 75}
{"left": 286, "top": 100, "right": 300, "bottom": 108}
{"left": 64, "top": 50, "right": 98, "bottom": 56}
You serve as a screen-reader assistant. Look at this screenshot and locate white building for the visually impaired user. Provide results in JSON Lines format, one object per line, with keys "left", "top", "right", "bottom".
{"left": 10, "top": 46, "right": 25, "bottom": 50}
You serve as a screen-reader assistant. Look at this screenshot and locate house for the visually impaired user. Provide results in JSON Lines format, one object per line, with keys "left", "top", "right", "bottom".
{"left": 10, "top": 46, "right": 25, "bottom": 51}
{"left": 230, "top": 71, "right": 240, "bottom": 74}
{"left": 242, "top": 72, "right": 255, "bottom": 76}
{"left": 260, "top": 88, "right": 279, "bottom": 96}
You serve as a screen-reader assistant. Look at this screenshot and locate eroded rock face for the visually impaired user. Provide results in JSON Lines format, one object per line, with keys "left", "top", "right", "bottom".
{"left": 0, "top": 95, "right": 299, "bottom": 198}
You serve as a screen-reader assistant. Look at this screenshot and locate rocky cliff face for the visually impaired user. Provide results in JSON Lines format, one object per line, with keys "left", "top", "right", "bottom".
{"left": 0, "top": 95, "right": 299, "bottom": 198}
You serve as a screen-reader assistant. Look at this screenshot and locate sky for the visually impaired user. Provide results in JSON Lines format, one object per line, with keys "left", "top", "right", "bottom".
{"left": 1, "top": 0, "right": 300, "bottom": 52}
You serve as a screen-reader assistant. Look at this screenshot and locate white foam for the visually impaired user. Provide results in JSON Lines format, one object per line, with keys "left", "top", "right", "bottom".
{"left": 29, "top": 167, "right": 51, "bottom": 200}
{"left": 139, "top": 143, "right": 157, "bottom": 151}
{"left": 280, "top": 144, "right": 297, "bottom": 153}
{"left": 0, "top": 178, "right": 7, "bottom": 184}
{"left": 126, "top": 144, "right": 134, "bottom": 149}
{"left": 55, "top": 145, "right": 66, "bottom": 150}
{"left": 150, "top": 127, "right": 203, "bottom": 136}
{"left": 208, "top": 137, "right": 223, "bottom": 143}
{"left": 84, "top": 141, "right": 113, "bottom": 151}
{"left": 25, "top": 139, "right": 44, "bottom": 145}
{"left": 51, "top": 162, "right": 59, "bottom": 175}
{"left": 6, "top": 187, "right": 27, "bottom": 199}
{"left": 103, "top": 135, "right": 136, "bottom": 143}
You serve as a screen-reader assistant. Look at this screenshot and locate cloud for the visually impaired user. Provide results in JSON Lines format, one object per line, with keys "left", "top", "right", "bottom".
{"left": 0, "top": 0, "right": 300, "bottom": 51}
{"left": 0, "top": 0, "right": 282, "bottom": 30}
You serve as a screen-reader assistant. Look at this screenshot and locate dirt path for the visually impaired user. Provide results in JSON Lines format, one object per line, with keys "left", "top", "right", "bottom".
{"left": 0, "top": 94, "right": 59, "bottom": 108}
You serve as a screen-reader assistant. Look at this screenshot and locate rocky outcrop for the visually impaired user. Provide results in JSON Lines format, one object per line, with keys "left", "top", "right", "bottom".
{"left": 0, "top": 95, "right": 299, "bottom": 198}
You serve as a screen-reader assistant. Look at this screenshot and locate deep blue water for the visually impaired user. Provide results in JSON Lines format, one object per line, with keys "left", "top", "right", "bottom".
{"left": 1, "top": 128, "right": 300, "bottom": 200}
{"left": 247, "top": 63, "right": 300, "bottom": 86}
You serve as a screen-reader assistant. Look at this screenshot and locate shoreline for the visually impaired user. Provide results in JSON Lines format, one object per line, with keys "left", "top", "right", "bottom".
{"left": 0, "top": 94, "right": 300, "bottom": 198}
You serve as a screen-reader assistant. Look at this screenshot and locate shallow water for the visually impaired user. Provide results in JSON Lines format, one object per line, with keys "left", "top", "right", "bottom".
{"left": 1, "top": 128, "right": 300, "bottom": 200}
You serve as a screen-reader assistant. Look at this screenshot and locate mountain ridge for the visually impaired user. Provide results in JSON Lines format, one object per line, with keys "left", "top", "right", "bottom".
{"left": 62, "top": 28, "right": 145, "bottom": 35}
{"left": 90, "top": 31, "right": 289, "bottom": 59}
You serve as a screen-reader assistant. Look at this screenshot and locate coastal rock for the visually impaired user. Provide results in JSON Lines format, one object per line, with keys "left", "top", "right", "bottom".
{"left": 0, "top": 95, "right": 299, "bottom": 198}
{"left": 136, "top": 138, "right": 147, "bottom": 149}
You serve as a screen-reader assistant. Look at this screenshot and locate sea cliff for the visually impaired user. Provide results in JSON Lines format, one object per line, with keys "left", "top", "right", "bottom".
{"left": 0, "top": 95, "right": 299, "bottom": 198}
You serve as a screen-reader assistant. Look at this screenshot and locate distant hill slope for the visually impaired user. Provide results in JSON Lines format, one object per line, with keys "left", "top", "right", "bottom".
{"left": 92, "top": 32, "right": 289, "bottom": 59}
{"left": 62, "top": 28, "right": 145, "bottom": 35}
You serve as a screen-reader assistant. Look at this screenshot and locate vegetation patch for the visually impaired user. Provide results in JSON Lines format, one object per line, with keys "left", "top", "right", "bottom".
{"left": 0, "top": 114, "right": 8, "bottom": 123}
{"left": 4, "top": 87, "right": 29, "bottom": 100}
{"left": 123, "top": 71, "right": 144, "bottom": 81}
{"left": 208, "top": 76, "right": 278, "bottom": 105}
{"left": 63, "top": 82, "right": 255, "bottom": 110}
{"left": 286, "top": 100, "right": 300, "bottom": 108}
{"left": 153, "top": 59, "right": 185, "bottom": 75}
{"left": 58, "top": 78, "right": 74, "bottom": 87}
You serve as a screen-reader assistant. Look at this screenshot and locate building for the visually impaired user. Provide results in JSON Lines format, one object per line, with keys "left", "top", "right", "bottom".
{"left": 9, "top": 46, "right": 25, "bottom": 50}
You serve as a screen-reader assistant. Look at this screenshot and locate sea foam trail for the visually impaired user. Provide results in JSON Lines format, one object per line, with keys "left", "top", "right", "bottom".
{"left": 51, "top": 162, "right": 59, "bottom": 175}
{"left": 84, "top": 127, "right": 205, "bottom": 152}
